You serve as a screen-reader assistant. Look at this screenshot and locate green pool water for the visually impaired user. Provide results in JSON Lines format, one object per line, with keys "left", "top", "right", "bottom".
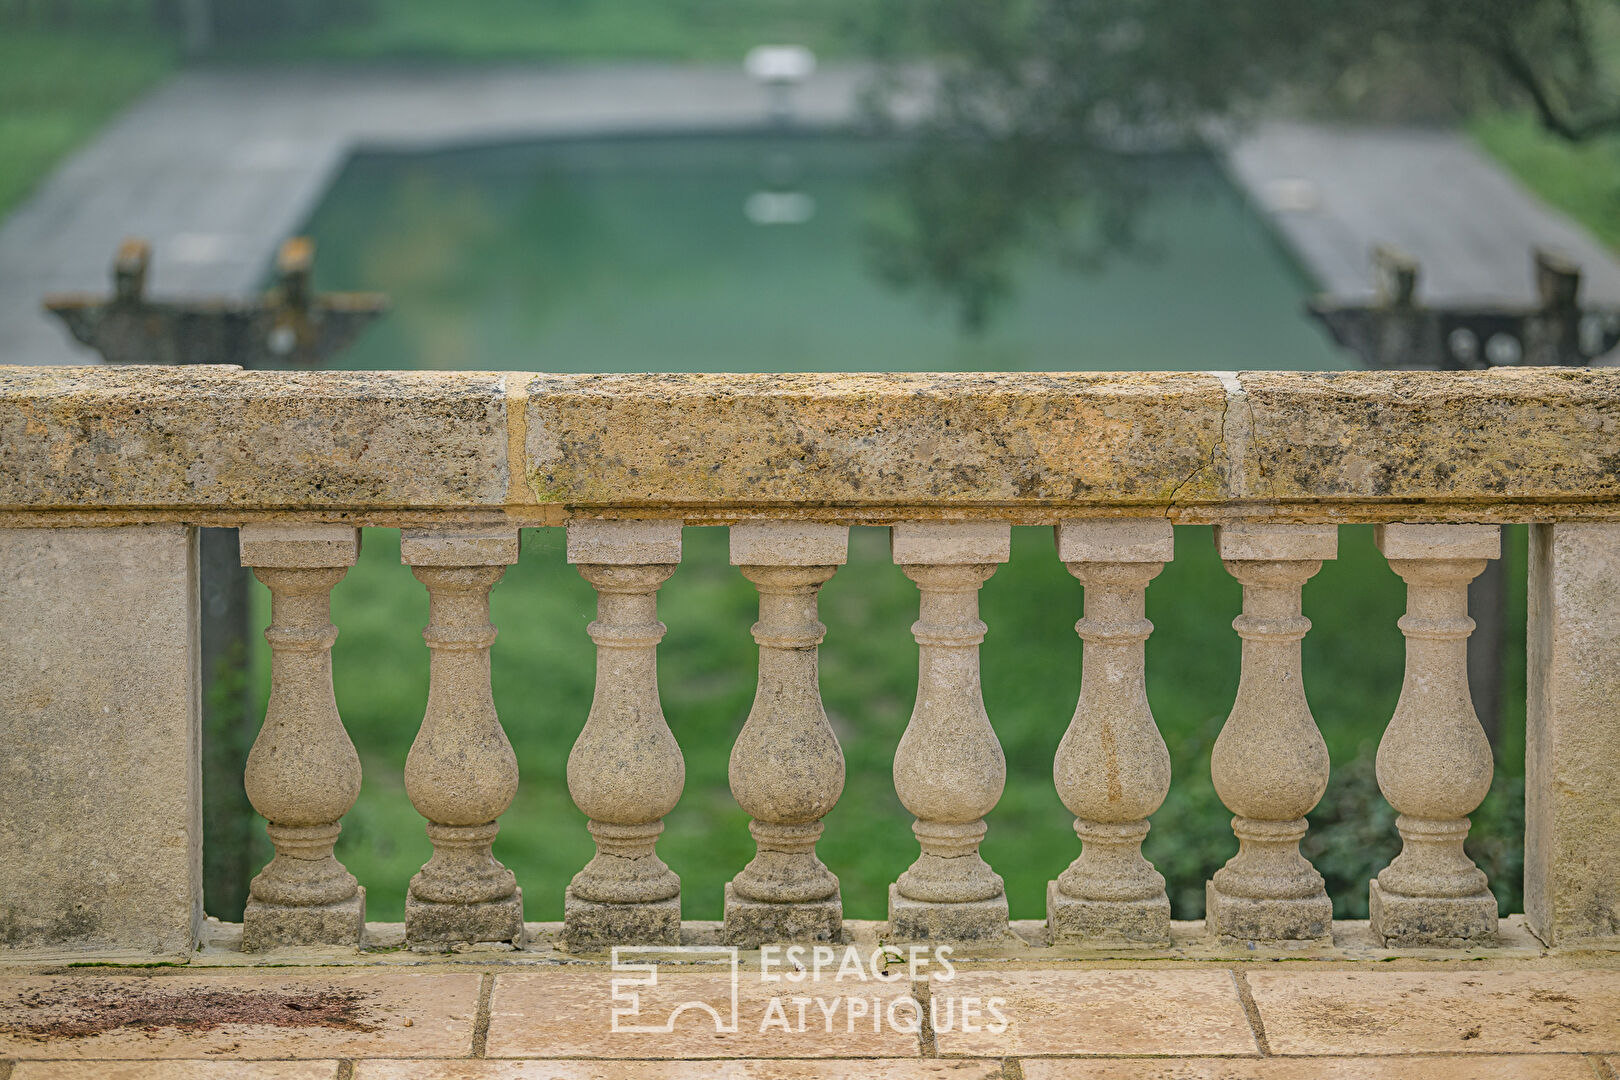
{"left": 302, "top": 134, "right": 1345, "bottom": 373}
{"left": 208, "top": 134, "right": 1524, "bottom": 928}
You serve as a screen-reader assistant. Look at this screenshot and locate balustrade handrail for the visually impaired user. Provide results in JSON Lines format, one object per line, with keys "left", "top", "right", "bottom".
{"left": 1, "top": 363, "right": 1618, "bottom": 959}
{"left": 2, "top": 366, "right": 1618, "bottom": 523}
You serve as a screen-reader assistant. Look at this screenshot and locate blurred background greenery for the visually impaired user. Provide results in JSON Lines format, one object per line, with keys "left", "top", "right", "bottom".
{"left": 3, "top": 0, "right": 1611, "bottom": 928}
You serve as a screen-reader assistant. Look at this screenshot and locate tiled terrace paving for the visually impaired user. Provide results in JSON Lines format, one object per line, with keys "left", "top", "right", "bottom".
{"left": 4, "top": 366, "right": 1620, "bottom": 1077}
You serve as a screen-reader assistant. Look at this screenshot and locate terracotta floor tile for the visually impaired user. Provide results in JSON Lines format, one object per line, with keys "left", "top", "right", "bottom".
{"left": 354, "top": 1062, "right": 1003, "bottom": 1079}
{"left": 1246, "top": 970, "right": 1620, "bottom": 1055}
{"left": 1020, "top": 1054, "right": 1597, "bottom": 1079}
{"left": 0, "top": 971, "right": 481, "bottom": 1060}
{"left": 485, "top": 969, "right": 922, "bottom": 1058}
{"left": 927, "top": 970, "right": 1257, "bottom": 1057}
{"left": 10, "top": 1065, "right": 340, "bottom": 1080}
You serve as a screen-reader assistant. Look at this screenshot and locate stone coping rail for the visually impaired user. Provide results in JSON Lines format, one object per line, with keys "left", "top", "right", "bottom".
{"left": 1, "top": 365, "right": 1619, "bottom": 522}
{"left": 1, "top": 363, "right": 1617, "bottom": 965}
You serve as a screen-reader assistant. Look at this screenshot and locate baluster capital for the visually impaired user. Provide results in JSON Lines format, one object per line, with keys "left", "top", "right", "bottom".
{"left": 730, "top": 521, "right": 848, "bottom": 567}
{"left": 402, "top": 527, "right": 520, "bottom": 568}
{"left": 240, "top": 523, "right": 360, "bottom": 568}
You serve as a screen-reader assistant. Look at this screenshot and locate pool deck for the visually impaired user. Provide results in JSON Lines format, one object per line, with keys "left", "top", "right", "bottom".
{"left": 3, "top": 63, "right": 1620, "bottom": 365}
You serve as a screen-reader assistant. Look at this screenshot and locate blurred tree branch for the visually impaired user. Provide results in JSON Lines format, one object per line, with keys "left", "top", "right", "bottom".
{"left": 861, "top": 0, "right": 1620, "bottom": 330}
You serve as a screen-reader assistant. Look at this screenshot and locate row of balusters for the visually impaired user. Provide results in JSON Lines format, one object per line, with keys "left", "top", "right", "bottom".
{"left": 234, "top": 518, "right": 1501, "bottom": 952}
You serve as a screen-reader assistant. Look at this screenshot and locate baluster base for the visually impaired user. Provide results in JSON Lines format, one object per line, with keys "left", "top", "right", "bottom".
{"left": 1369, "top": 878, "right": 1497, "bottom": 947}
{"left": 242, "top": 887, "right": 366, "bottom": 952}
{"left": 564, "top": 888, "right": 680, "bottom": 951}
{"left": 1204, "top": 880, "right": 1331, "bottom": 947}
{"left": 1046, "top": 881, "right": 1170, "bottom": 946}
{"left": 888, "top": 883, "right": 1009, "bottom": 943}
{"left": 723, "top": 882, "right": 842, "bottom": 947}
{"left": 405, "top": 887, "right": 523, "bottom": 950}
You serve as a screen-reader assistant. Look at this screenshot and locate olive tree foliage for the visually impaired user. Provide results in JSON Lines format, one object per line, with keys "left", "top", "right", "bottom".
{"left": 859, "top": 0, "right": 1620, "bottom": 330}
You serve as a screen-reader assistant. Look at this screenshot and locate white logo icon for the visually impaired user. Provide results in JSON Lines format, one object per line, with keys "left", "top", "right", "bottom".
{"left": 610, "top": 946, "right": 740, "bottom": 1034}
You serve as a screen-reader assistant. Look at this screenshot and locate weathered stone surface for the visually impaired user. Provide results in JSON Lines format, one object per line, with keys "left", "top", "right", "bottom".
{"left": 401, "top": 531, "right": 524, "bottom": 949}
{"left": 726, "top": 525, "right": 847, "bottom": 946}
{"left": 1049, "top": 519, "right": 1173, "bottom": 947}
{"left": 1526, "top": 522, "right": 1620, "bottom": 947}
{"left": 485, "top": 969, "right": 918, "bottom": 1058}
{"left": 562, "top": 892, "right": 681, "bottom": 951}
{"left": 1369, "top": 878, "right": 1498, "bottom": 947}
{"left": 1247, "top": 969, "right": 1620, "bottom": 1054}
{"left": 567, "top": 519, "right": 683, "bottom": 564}
{"left": 929, "top": 970, "right": 1256, "bottom": 1056}
{"left": 0, "top": 366, "right": 509, "bottom": 511}
{"left": 891, "top": 521, "right": 1011, "bottom": 564}
{"left": 0, "top": 971, "right": 482, "bottom": 1059}
{"left": 888, "top": 886, "right": 1009, "bottom": 942}
{"left": 1235, "top": 368, "right": 1620, "bottom": 504}
{"left": 14, "top": 1065, "right": 341, "bottom": 1080}
{"left": 4, "top": 367, "right": 1620, "bottom": 519}
{"left": 0, "top": 525, "right": 201, "bottom": 956}
{"left": 525, "top": 371, "right": 1226, "bottom": 511}
{"left": 1371, "top": 523, "right": 1499, "bottom": 947}
{"left": 565, "top": 522, "right": 685, "bottom": 949}
{"left": 1206, "top": 525, "right": 1336, "bottom": 946}
{"left": 240, "top": 525, "right": 365, "bottom": 952}
{"left": 357, "top": 1064, "right": 1000, "bottom": 1079}
{"left": 889, "top": 523, "right": 1010, "bottom": 942}
{"left": 723, "top": 885, "right": 843, "bottom": 949}
{"left": 1021, "top": 1058, "right": 1595, "bottom": 1079}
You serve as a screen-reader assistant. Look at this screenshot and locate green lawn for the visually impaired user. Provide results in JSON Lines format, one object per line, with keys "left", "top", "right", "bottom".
{"left": 215, "top": 0, "right": 863, "bottom": 63}
{"left": 0, "top": 30, "right": 175, "bottom": 216}
{"left": 1473, "top": 111, "right": 1620, "bottom": 253}
{"left": 232, "top": 522, "right": 1528, "bottom": 926}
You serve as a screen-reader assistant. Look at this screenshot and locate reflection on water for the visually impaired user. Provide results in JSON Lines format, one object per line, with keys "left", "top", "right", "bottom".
{"left": 300, "top": 133, "right": 1344, "bottom": 373}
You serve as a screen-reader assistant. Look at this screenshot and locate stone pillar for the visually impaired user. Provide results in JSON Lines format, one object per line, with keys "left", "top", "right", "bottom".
{"left": 1048, "top": 519, "right": 1174, "bottom": 945}
{"left": 1526, "top": 523, "right": 1620, "bottom": 947}
{"left": 1205, "top": 523, "right": 1336, "bottom": 946}
{"left": 888, "top": 522, "right": 1011, "bottom": 942}
{"left": 564, "top": 520, "right": 685, "bottom": 949}
{"left": 239, "top": 524, "right": 364, "bottom": 951}
{"left": 1370, "top": 524, "right": 1500, "bottom": 946}
{"left": 0, "top": 525, "right": 202, "bottom": 957}
{"left": 724, "top": 522, "right": 848, "bottom": 946}
{"left": 401, "top": 528, "right": 523, "bottom": 949}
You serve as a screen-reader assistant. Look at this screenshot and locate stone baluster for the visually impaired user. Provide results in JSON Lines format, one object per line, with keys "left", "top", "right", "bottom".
{"left": 725, "top": 522, "right": 848, "bottom": 946}
{"left": 563, "top": 520, "right": 685, "bottom": 949}
{"left": 1048, "top": 519, "right": 1174, "bottom": 944}
{"left": 239, "top": 524, "right": 364, "bottom": 951}
{"left": 888, "top": 522, "right": 1011, "bottom": 941}
{"left": 1205, "top": 523, "right": 1337, "bottom": 945}
{"left": 400, "top": 528, "right": 523, "bottom": 948}
{"left": 1370, "top": 524, "right": 1501, "bottom": 945}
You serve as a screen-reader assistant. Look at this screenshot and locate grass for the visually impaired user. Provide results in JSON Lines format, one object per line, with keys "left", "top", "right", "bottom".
{"left": 216, "top": 0, "right": 865, "bottom": 63}
{"left": 0, "top": 30, "right": 175, "bottom": 216}
{"left": 1472, "top": 110, "right": 1620, "bottom": 253}
{"left": 231, "top": 521, "right": 1529, "bottom": 926}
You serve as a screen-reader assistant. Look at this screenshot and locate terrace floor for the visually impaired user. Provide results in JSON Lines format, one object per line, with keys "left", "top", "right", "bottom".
{"left": 3, "top": 919, "right": 1618, "bottom": 1078}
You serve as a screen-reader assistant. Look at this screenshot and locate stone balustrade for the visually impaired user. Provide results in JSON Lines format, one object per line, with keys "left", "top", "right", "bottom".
{"left": 2, "top": 366, "right": 1619, "bottom": 957}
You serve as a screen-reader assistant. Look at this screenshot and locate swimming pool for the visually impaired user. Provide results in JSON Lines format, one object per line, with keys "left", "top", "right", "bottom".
{"left": 301, "top": 133, "right": 1344, "bottom": 372}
